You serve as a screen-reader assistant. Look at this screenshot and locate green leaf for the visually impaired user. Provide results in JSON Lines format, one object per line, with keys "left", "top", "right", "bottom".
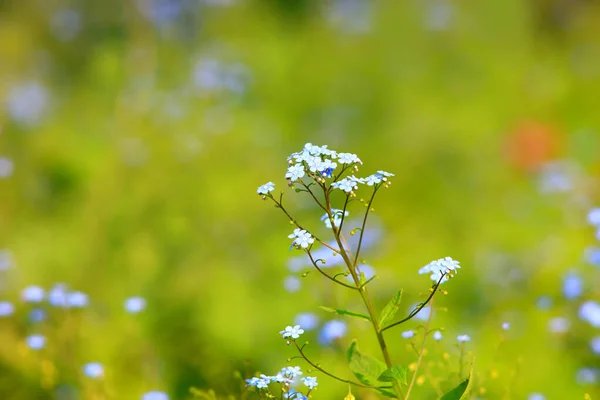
{"left": 378, "top": 365, "right": 409, "bottom": 384}
{"left": 376, "top": 386, "right": 398, "bottom": 398}
{"left": 319, "top": 306, "right": 371, "bottom": 322}
{"left": 440, "top": 362, "right": 474, "bottom": 400}
{"left": 347, "top": 340, "right": 387, "bottom": 386}
{"left": 378, "top": 290, "right": 403, "bottom": 327}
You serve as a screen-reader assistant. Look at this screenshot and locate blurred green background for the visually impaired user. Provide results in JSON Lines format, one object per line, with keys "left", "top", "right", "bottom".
{"left": 1, "top": 0, "right": 600, "bottom": 399}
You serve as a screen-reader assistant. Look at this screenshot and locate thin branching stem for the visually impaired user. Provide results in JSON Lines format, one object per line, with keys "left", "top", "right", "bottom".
{"left": 404, "top": 297, "right": 435, "bottom": 400}
{"left": 307, "top": 250, "right": 357, "bottom": 290}
{"left": 292, "top": 341, "right": 380, "bottom": 389}
{"left": 352, "top": 186, "right": 379, "bottom": 269}
{"left": 381, "top": 274, "right": 445, "bottom": 332}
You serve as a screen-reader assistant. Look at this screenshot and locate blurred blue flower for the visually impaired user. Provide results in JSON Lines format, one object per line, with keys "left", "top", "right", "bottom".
{"left": 410, "top": 304, "right": 431, "bottom": 321}
{"left": 284, "top": 389, "right": 307, "bottom": 400}
{"left": 26, "top": 334, "right": 46, "bottom": 350}
{"left": 579, "top": 301, "right": 600, "bottom": 327}
{"left": 294, "top": 313, "right": 319, "bottom": 330}
{"left": 502, "top": 322, "right": 510, "bottom": 331}
{"left": 562, "top": 272, "right": 583, "bottom": 299}
{"left": 283, "top": 276, "right": 301, "bottom": 293}
{"left": 590, "top": 336, "right": 600, "bottom": 355}
{"left": 576, "top": 367, "right": 599, "bottom": 385}
{"left": 67, "top": 291, "right": 88, "bottom": 308}
{"left": 142, "top": 391, "right": 169, "bottom": 400}
{"left": 536, "top": 296, "right": 553, "bottom": 310}
{"left": 48, "top": 284, "right": 68, "bottom": 307}
{"left": 401, "top": 330, "right": 414, "bottom": 339}
{"left": 0, "top": 301, "right": 14, "bottom": 317}
{"left": 457, "top": 334, "right": 471, "bottom": 343}
{"left": 528, "top": 393, "right": 545, "bottom": 400}
{"left": 22, "top": 286, "right": 45, "bottom": 303}
{"left": 584, "top": 247, "right": 600, "bottom": 266}
{"left": 433, "top": 331, "right": 443, "bottom": 341}
{"left": 125, "top": 297, "right": 146, "bottom": 313}
{"left": 0, "top": 157, "right": 14, "bottom": 179}
{"left": 29, "top": 308, "right": 46, "bottom": 323}
{"left": 281, "top": 366, "right": 303, "bottom": 379}
{"left": 548, "top": 317, "right": 570, "bottom": 333}
{"left": 425, "top": 1, "right": 454, "bottom": 31}
{"left": 588, "top": 208, "right": 600, "bottom": 226}
{"left": 318, "top": 320, "right": 347, "bottom": 345}
{"left": 83, "top": 362, "right": 104, "bottom": 378}
{"left": 6, "top": 81, "right": 49, "bottom": 126}
{"left": 50, "top": 8, "right": 82, "bottom": 41}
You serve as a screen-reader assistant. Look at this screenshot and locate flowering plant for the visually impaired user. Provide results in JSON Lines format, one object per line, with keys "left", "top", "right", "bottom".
{"left": 252, "top": 143, "right": 467, "bottom": 399}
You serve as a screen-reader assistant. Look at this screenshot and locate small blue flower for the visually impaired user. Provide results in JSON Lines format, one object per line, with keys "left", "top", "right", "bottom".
{"left": 255, "top": 378, "right": 269, "bottom": 389}
{"left": 318, "top": 320, "right": 347, "bottom": 345}
{"left": 125, "top": 297, "right": 146, "bottom": 313}
{"left": 245, "top": 377, "right": 261, "bottom": 387}
{"left": 83, "top": 362, "right": 104, "bottom": 378}
{"left": 0, "top": 301, "right": 14, "bottom": 317}
{"left": 502, "top": 322, "right": 510, "bottom": 331}
{"left": 536, "top": 296, "right": 553, "bottom": 310}
{"left": 257, "top": 182, "right": 275, "bottom": 195}
{"left": 576, "top": 368, "right": 599, "bottom": 385}
{"left": 142, "top": 391, "right": 169, "bottom": 400}
{"left": 0, "top": 250, "right": 13, "bottom": 270}
{"left": 376, "top": 170, "right": 394, "bottom": 177}
{"left": 457, "top": 334, "right": 471, "bottom": 343}
{"left": 284, "top": 389, "right": 307, "bottom": 400}
{"left": 433, "top": 331, "right": 443, "bottom": 341}
{"left": 285, "top": 164, "right": 305, "bottom": 182}
{"left": 294, "top": 313, "right": 319, "bottom": 330}
{"left": 284, "top": 276, "right": 301, "bottom": 293}
{"left": 401, "top": 330, "right": 414, "bottom": 339}
{"left": 280, "top": 325, "right": 304, "bottom": 339}
{"left": 26, "top": 334, "right": 46, "bottom": 350}
{"left": 281, "top": 366, "right": 303, "bottom": 379}
{"left": 331, "top": 178, "right": 355, "bottom": 193}
{"left": 22, "top": 286, "right": 45, "bottom": 303}
{"left": 365, "top": 174, "right": 382, "bottom": 186}
{"left": 302, "top": 376, "right": 318, "bottom": 390}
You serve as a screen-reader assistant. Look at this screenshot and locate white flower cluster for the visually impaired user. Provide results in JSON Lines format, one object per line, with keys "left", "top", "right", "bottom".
{"left": 418, "top": 256, "right": 461, "bottom": 283}
{"left": 245, "top": 365, "right": 317, "bottom": 398}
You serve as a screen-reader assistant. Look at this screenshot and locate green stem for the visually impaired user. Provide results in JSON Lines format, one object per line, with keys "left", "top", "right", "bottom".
{"left": 404, "top": 297, "right": 435, "bottom": 400}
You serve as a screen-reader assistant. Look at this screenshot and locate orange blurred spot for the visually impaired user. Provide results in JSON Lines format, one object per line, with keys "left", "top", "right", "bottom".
{"left": 505, "top": 122, "right": 562, "bottom": 172}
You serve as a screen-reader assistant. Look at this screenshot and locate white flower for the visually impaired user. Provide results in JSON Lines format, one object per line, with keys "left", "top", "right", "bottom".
{"left": 365, "top": 174, "right": 382, "bottom": 186}
{"left": 280, "top": 325, "right": 304, "bottom": 339}
{"left": 288, "top": 229, "right": 315, "bottom": 249}
{"left": 286, "top": 164, "right": 305, "bottom": 182}
{"left": 418, "top": 256, "right": 461, "bottom": 283}
{"left": 302, "top": 376, "right": 318, "bottom": 389}
{"left": 257, "top": 182, "right": 275, "bottom": 195}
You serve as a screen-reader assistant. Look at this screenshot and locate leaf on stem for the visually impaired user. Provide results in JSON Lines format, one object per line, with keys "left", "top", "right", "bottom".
{"left": 377, "top": 365, "right": 408, "bottom": 384}
{"left": 378, "top": 290, "right": 403, "bottom": 327}
{"left": 440, "top": 362, "right": 474, "bottom": 400}
{"left": 346, "top": 340, "right": 387, "bottom": 386}
{"left": 320, "top": 306, "right": 371, "bottom": 322}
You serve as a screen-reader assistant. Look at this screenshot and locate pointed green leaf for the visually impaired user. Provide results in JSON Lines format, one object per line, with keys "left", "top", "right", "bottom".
{"left": 378, "top": 365, "right": 409, "bottom": 384}
{"left": 378, "top": 290, "right": 403, "bottom": 327}
{"left": 347, "top": 340, "right": 387, "bottom": 386}
{"left": 319, "top": 306, "right": 371, "bottom": 322}
{"left": 440, "top": 362, "right": 474, "bottom": 400}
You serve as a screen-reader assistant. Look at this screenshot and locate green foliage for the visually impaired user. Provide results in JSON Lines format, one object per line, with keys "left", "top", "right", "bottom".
{"left": 346, "top": 340, "right": 388, "bottom": 388}
{"left": 378, "top": 289, "right": 403, "bottom": 327}
{"left": 377, "top": 365, "right": 408, "bottom": 385}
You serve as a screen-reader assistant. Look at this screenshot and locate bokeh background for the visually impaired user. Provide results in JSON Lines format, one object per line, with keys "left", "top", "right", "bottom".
{"left": 1, "top": 0, "right": 600, "bottom": 399}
